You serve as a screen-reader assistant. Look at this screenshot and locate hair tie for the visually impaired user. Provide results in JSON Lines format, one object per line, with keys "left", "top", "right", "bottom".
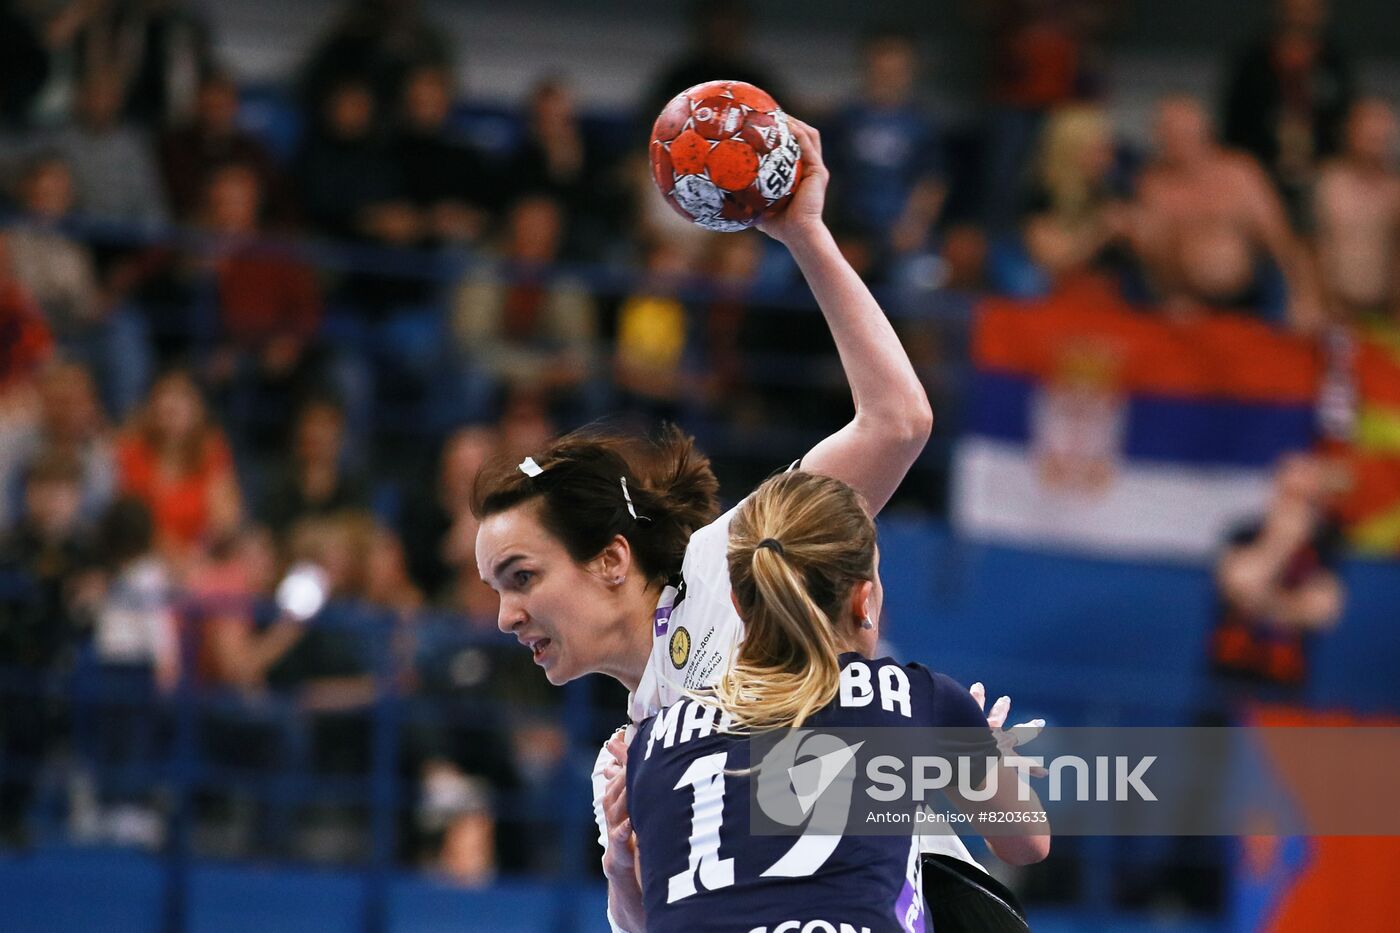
{"left": 518, "top": 456, "right": 544, "bottom": 477}
{"left": 756, "top": 538, "right": 784, "bottom": 556}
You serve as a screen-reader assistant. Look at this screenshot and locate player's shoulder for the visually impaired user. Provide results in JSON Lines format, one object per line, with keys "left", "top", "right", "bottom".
{"left": 838, "top": 654, "right": 985, "bottom": 729}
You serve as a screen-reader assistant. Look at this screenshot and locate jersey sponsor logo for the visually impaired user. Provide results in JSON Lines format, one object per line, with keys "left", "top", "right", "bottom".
{"left": 746, "top": 922, "right": 872, "bottom": 933}
{"left": 669, "top": 625, "right": 692, "bottom": 669}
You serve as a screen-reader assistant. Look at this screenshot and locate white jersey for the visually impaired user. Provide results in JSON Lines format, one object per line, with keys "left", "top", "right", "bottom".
{"left": 590, "top": 497, "right": 985, "bottom": 931}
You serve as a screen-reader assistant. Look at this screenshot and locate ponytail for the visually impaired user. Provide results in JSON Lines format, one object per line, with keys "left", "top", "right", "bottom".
{"left": 713, "top": 471, "right": 876, "bottom": 731}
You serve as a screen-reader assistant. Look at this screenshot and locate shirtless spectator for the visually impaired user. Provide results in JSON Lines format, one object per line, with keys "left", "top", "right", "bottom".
{"left": 1312, "top": 99, "right": 1400, "bottom": 325}
{"left": 1133, "top": 96, "right": 1320, "bottom": 329}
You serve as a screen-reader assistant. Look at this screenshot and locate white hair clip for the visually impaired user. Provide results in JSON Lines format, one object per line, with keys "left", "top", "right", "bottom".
{"left": 518, "top": 456, "right": 544, "bottom": 477}
{"left": 620, "top": 476, "right": 638, "bottom": 519}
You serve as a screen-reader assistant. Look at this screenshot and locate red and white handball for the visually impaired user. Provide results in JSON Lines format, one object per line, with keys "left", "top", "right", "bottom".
{"left": 649, "top": 80, "right": 802, "bottom": 232}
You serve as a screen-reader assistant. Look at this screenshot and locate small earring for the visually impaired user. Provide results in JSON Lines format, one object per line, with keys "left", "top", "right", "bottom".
{"left": 859, "top": 617, "right": 874, "bottom": 631}
{"left": 613, "top": 576, "right": 626, "bottom": 586}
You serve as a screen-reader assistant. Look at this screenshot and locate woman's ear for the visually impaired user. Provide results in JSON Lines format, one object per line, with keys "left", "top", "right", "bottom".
{"left": 849, "top": 580, "right": 875, "bottom": 628}
{"left": 590, "top": 534, "right": 633, "bottom": 586}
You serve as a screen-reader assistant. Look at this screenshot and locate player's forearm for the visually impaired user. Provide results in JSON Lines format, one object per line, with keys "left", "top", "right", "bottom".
{"left": 784, "top": 224, "right": 932, "bottom": 440}
{"left": 604, "top": 872, "right": 647, "bottom": 932}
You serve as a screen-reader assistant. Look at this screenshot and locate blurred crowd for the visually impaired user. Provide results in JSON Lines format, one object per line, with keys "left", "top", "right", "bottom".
{"left": 0, "top": 0, "right": 1393, "bottom": 890}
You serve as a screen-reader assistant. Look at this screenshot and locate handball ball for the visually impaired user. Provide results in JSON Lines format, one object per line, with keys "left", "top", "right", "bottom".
{"left": 649, "top": 80, "right": 802, "bottom": 232}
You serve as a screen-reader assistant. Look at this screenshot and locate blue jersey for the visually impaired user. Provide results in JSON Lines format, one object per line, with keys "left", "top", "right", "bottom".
{"left": 626, "top": 653, "right": 996, "bottom": 933}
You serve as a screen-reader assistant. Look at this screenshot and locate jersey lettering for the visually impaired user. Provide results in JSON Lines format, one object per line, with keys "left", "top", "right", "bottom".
{"left": 839, "top": 662, "right": 873, "bottom": 707}
{"left": 877, "top": 665, "right": 912, "bottom": 717}
{"left": 668, "top": 752, "right": 735, "bottom": 903}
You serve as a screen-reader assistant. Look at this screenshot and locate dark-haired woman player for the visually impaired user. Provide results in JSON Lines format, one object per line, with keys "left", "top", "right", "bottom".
{"left": 625, "top": 470, "right": 1049, "bottom": 932}
{"left": 474, "top": 119, "right": 1034, "bottom": 931}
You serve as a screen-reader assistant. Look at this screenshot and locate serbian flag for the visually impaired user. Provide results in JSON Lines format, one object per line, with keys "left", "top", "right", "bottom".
{"left": 1333, "top": 331, "right": 1400, "bottom": 554}
{"left": 952, "top": 280, "right": 1321, "bottom": 560}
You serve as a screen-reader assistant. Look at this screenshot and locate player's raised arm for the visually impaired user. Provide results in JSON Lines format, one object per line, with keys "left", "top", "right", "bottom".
{"left": 757, "top": 118, "right": 933, "bottom": 515}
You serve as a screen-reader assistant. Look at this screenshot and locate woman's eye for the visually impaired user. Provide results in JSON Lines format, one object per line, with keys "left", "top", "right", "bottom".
{"left": 514, "top": 570, "right": 534, "bottom": 587}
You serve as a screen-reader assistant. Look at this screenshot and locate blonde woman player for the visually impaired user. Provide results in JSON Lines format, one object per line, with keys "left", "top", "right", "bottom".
{"left": 625, "top": 470, "right": 1049, "bottom": 932}
{"left": 474, "top": 119, "right": 1036, "bottom": 931}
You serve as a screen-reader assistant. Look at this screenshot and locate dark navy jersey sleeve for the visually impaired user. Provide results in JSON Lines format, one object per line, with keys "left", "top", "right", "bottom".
{"left": 904, "top": 663, "right": 1000, "bottom": 790}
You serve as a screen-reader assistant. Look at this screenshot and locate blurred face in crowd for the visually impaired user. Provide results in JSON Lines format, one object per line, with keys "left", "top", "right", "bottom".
{"left": 25, "top": 475, "right": 82, "bottom": 541}
{"left": 326, "top": 84, "right": 375, "bottom": 140}
{"left": 404, "top": 67, "right": 452, "bottom": 132}
{"left": 206, "top": 165, "right": 264, "bottom": 234}
{"left": 477, "top": 500, "right": 637, "bottom": 686}
{"left": 529, "top": 81, "right": 574, "bottom": 135}
{"left": 148, "top": 373, "right": 204, "bottom": 445}
{"left": 696, "top": 2, "right": 748, "bottom": 56}
{"left": 1275, "top": 454, "right": 1332, "bottom": 508}
{"left": 1345, "top": 99, "right": 1398, "bottom": 167}
{"left": 507, "top": 197, "right": 564, "bottom": 263}
{"left": 366, "top": 528, "right": 413, "bottom": 605}
{"left": 497, "top": 391, "right": 554, "bottom": 460}
{"left": 1155, "top": 97, "right": 1212, "bottom": 167}
{"left": 863, "top": 37, "right": 917, "bottom": 107}
{"left": 710, "top": 231, "right": 761, "bottom": 284}
{"left": 197, "top": 78, "right": 241, "bottom": 135}
{"left": 440, "top": 427, "right": 497, "bottom": 505}
{"left": 21, "top": 160, "right": 75, "bottom": 220}
{"left": 77, "top": 76, "right": 124, "bottom": 132}
{"left": 1278, "top": 0, "right": 1327, "bottom": 35}
{"left": 40, "top": 363, "right": 102, "bottom": 443}
{"left": 295, "top": 402, "right": 345, "bottom": 467}
{"left": 235, "top": 526, "right": 278, "bottom": 595}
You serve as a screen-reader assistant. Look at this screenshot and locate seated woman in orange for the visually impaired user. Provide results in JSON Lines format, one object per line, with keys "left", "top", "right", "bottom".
{"left": 116, "top": 370, "right": 241, "bottom": 564}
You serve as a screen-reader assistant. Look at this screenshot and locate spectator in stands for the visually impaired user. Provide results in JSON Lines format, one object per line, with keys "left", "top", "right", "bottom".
{"left": 300, "top": 0, "right": 452, "bottom": 117}
{"left": 84, "top": 496, "right": 177, "bottom": 847}
{"left": 293, "top": 79, "right": 407, "bottom": 244}
{"left": 1020, "top": 105, "right": 1134, "bottom": 286}
{"left": 451, "top": 196, "right": 600, "bottom": 421}
{"left": 1313, "top": 98, "right": 1400, "bottom": 326}
{"left": 825, "top": 29, "right": 946, "bottom": 262}
{"left": 44, "top": 70, "right": 168, "bottom": 226}
{"left": 643, "top": 0, "right": 783, "bottom": 121}
{"left": 260, "top": 397, "right": 370, "bottom": 536}
{"left": 501, "top": 77, "right": 617, "bottom": 257}
{"left": 1132, "top": 96, "right": 1320, "bottom": 329}
{"left": 7, "top": 153, "right": 152, "bottom": 414}
{"left": 116, "top": 369, "right": 241, "bottom": 566}
{"left": 0, "top": 362, "right": 115, "bottom": 533}
{"left": 201, "top": 162, "right": 325, "bottom": 454}
{"left": 495, "top": 384, "right": 556, "bottom": 463}
{"left": 8, "top": 154, "right": 102, "bottom": 338}
{"left": 186, "top": 524, "right": 287, "bottom": 688}
{"left": 0, "top": 234, "right": 54, "bottom": 405}
{"left": 0, "top": 450, "right": 93, "bottom": 844}
{"left": 974, "top": 0, "right": 1117, "bottom": 231}
{"left": 401, "top": 425, "right": 496, "bottom": 599}
{"left": 1211, "top": 452, "right": 1346, "bottom": 702}
{"left": 159, "top": 71, "right": 292, "bottom": 225}
{"left": 62, "top": 0, "right": 213, "bottom": 128}
{"left": 1222, "top": 0, "right": 1354, "bottom": 227}
{"left": 0, "top": 0, "right": 49, "bottom": 128}
{"left": 392, "top": 64, "right": 491, "bottom": 246}
{"left": 612, "top": 237, "right": 693, "bottom": 423}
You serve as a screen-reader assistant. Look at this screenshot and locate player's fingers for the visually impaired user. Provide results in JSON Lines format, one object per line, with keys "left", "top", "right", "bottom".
{"left": 788, "top": 116, "right": 823, "bottom": 167}
{"left": 606, "top": 729, "right": 628, "bottom": 763}
{"left": 786, "top": 118, "right": 825, "bottom": 177}
{"left": 968, "top": 682, "right": 986, "bottom": 711}
{"left": 988, "top": 695, "right": 1011, "bottom": 730}
{"left": 1009, "top": 718, "right": 1046, "bottom": 746}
